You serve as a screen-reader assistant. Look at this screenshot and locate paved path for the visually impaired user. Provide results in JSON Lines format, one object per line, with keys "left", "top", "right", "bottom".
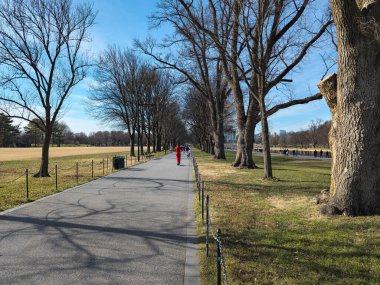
{"left": 0, "top": 154, "right": 200, "bottom": 285}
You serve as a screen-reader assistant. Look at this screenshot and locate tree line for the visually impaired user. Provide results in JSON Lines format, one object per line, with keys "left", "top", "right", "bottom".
{"left": 88, "top": 47, "right": 188, "bottom": 158}
{"left": 0, "top": 0, "right": 187, "bottom": 177}
{"left": 0, "top": 115, "right": 139, "bottom": 147}
{"left": 137, "top": 0, "right": 333, "bottom": 178}
{"left": 267, "top": 120, "right": 331, "bottom": 149}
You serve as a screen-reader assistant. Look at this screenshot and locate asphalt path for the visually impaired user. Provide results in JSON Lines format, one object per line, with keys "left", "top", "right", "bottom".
{"left": 0, "top": 153, "right": 200, "bottom": 285}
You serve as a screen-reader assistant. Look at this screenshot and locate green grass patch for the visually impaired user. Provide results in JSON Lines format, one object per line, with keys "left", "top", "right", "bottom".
{"left": 193, "top": 149, "right": 380, "bottom": 285}
{"left": 0, "top": 151, "right": 164, "bottom": 211}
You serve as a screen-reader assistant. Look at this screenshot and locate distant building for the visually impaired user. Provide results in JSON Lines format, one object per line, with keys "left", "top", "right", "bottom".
{"left": 279, "top": 130, "right": 287, "bottom": 135}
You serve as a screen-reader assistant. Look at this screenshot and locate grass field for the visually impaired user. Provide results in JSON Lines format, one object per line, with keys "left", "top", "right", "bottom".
{"left": 193, "top": 149, "right": 380, "bottom": 285}
{"left": 0, "top": 146, "right": 131, "bottom": 161}
{"left": 0, "top": 148, "right": 162, "bottom": 211}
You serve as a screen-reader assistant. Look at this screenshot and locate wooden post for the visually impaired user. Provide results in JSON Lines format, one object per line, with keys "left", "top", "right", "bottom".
{"left": 26, "top": 168, "right": 29, "bottom": 200}
{"left": 55, "top": 164, "right": 58, "bottom": 190}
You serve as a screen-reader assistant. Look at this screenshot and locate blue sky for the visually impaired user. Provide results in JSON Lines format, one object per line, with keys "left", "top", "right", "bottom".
{"left": 65, "top": 0, "right": 334, "bottom": 135}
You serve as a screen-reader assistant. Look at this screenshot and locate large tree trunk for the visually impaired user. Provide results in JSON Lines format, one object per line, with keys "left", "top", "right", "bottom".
{"left": 210, "top": 136, "right": 215, "bottom": 155}
{"left": 260, "top": 106, "right": 273, "bottom": 179}
{"left": 210, "top": 99, "right": 226, "bottom": 159}
{"left": 233, "top": 123, "right": 256, "bottom": 169}
{"left": 324, "top": 0, "right": 380, "bottom": 215}
{"left": 35, "top": 129, "right": 52, "bottom": 177}
{"left": 130, "top": 135, "right": 135, "bottom": 157}
{"left": 232, "top": 98, "right": 258, "bottom": 169}
{"left": 213, "top": 126, "right": 225, "bottom": 159}
{"left": 147, "top": 133, "right": 151, "bottom": 153}
{"left": 152, "top": 129, "right": 156, "bottom": 153}
{"left": 157, "top": 132, "right": 162, "bottom": 151}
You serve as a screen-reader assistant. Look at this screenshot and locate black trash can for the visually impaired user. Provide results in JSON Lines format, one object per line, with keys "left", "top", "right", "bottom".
{"left": 118, "top": 156, "right": 125, "bottom": 169}
{"left": 113, "top": 156, "right": 120, "bottom": 170}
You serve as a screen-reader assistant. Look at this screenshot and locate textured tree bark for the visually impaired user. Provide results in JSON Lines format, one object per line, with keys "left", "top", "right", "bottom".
{"left": 324, "top": 0, "right": 380, "bottom": 215}
{"left": 232, "top": 122, "right": 257, "bottom": 169}
{"left": 260, "top": 109, "right": 273, "bottom": 178}
{"left": 130, "top": 135, "right": 135, "bottom": 157}
{"left": 318, "top": 73, "right": 337, "bottom": 195}
{"left": 152, "top": 131, "right": 156, "bottom": 153}
{"left": 35, "top": 129, "right": 52, "bottom": 177}
{"left": 211, "top": 100, "right": 226, "bottom": 159}
{"left": 157, "top": 132, "right": 162, "bottom": 151}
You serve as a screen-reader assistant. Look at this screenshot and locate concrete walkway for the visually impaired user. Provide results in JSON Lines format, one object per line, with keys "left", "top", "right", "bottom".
{"left": 0, "top": 154, "right": 200, "bottom": 285}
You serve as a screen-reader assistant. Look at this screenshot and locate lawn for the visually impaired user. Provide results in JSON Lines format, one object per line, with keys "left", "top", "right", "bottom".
{"left": 0, "top": 149, "right": 161, "bottom": 211}
{"left": 0, "top": 146, "right": 132, "bottom": 161}
{"left": 193, "top": 149, "right": 380, "bottom": 285}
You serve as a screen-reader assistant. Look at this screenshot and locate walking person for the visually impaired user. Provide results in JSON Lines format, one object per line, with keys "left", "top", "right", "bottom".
{"left": 320, "top": 149, "right": 323, "bottom": 158}
{"left": 174, "top": 143, "right": 182, "bottom": 165}
{"left": 185, "top": 144, "right": 191, "bottom": 158}
{"left": 314, "top": 149, "right": 317, "bottom": 158}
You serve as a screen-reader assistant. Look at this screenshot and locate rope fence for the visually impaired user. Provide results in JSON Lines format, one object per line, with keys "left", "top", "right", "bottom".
{"left": 0, "top": 153, "right": 148, "bottom": 202}
{"left": 193, "top": 154, "right": 230, "bottom": 285}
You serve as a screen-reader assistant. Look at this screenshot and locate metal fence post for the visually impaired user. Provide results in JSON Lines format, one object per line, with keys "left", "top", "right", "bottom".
{"left": 202, "top": 182, "right": 205, "bottom": 224}
{"left": 125, "top": 155, "right": 127, "bottom": 167}
{"left": 26, "top": 168, "right": 29, "bottom": 200}
{"left": 217, "top": 228, "right": 222, "bottom": 285}
{"left": 55, "top": 164, "right": 58, "bottom": 191}
{"left": 198, "top": 174, "right": 201, "bottom": 202}
{"left": 206, "top": 195, "right": 209, "bottom": 257}
{"left": 76, "top": 162, "right": 79, "bottom": 184}
{"left": 92, "top": 160, "right": 94, "bottom": 178}
{"left": 107, "top": 157, "right": 109, "bottom": 170}
{"left": 103, "top": 158, "right": 105, "bottom": 175}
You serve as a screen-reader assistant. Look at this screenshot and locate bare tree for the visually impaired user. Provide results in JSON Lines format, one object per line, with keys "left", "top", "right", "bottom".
{"left": 89, "top": 47, "right": 142, "bottom": 157}
{"left": 235, "top": 0, "right": 332, "bottom": 177}
{"left": 136, "top": 1, "right": 231, "bottom": 159}
{"left": 318, "top": 1, "right": 380, "bottom": 216}
{"left": 183, "top": 87, "right": 215, "bottom": 153}
{"left": 0, "top": 0, "right": 95, "bottom": 177}
{"left": 89, "top": 47, "right": 175, "bottom": 157}
{"left": 161, "top": 102, "right": 189, "bottom": 148}
{"left": 174, "top": 0, "right": 331, "bottom": 174}
{"left": 308, "top": 119, "right": 323, "bottom": 148}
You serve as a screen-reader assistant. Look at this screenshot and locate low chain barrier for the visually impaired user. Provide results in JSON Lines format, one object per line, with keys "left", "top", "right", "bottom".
{"left": 193, "top": 155, "right": 230, "bottom": 285}
{"left": 0, "top": 153, "right": 148, "bottom": 202}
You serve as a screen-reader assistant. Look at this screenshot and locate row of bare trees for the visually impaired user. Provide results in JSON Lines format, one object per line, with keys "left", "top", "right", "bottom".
{"left": 268, "top": 120, "right": 331, "bottom": 148}
{"left": 0, "top": 0, "right": 188, "bottom": 176}
{"left": 140, "top": 0, "right": 333, "bottom": 179}
{"left": 88, "top": 47, "right": 188, "bottom": 160}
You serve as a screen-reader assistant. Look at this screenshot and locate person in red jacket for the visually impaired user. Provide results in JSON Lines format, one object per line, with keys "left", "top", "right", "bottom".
{"left": 174, "top": 143, "right": 182, "bottom": 165}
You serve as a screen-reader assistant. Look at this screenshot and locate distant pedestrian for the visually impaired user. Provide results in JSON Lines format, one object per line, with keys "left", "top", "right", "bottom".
{"left": 174, "top": 143, "right": 182, "bottom": 165}
{"left": 326, "top": 151, "right": 329, "bottom": 158}
{"left": 320, "top": 149, "right": 323, "bottom": 158}
{"left": 292, "top": 150, "right": 296, "bottom": 156}
{"left": 185, "top": 144, "right": 191, "bottom": 158}
{"left": 314, "top": 149, "right": 317, "bottom": 158}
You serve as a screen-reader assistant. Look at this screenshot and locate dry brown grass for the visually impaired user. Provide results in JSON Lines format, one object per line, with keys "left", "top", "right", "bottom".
{"left": 193, "top": 149, "right": 380, "bottom": 285}
{"left": 0, "top": 146, "right": 131, "bottom": 161}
